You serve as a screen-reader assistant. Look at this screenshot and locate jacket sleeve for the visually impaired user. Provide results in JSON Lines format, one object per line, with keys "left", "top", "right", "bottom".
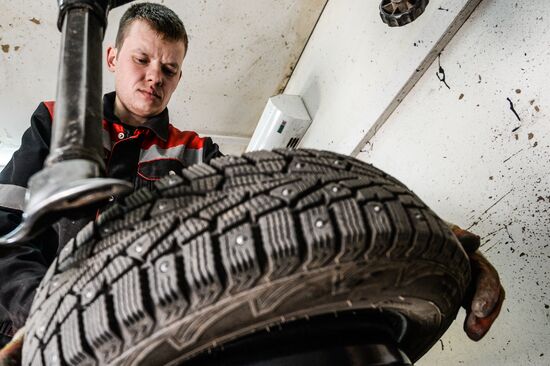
{"left": 0, "top": 102, "right": 57, "bottom": 331}
{"left": 202, "top": 137, "right": 223, "bottom": 163}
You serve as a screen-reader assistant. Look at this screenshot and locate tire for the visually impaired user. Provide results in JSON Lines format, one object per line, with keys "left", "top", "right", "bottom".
{"left": 22, "top": 149, "right": 470, "bottom": 366}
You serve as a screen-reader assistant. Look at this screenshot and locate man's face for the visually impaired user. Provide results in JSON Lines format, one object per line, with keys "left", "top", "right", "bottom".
{"left": 106, "top": 20, "right": 186, "bottom": 124}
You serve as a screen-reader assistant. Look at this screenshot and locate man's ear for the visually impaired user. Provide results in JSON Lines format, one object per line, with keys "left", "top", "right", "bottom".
{"left": 106, "top": 46, "right": 117, "bottom": 72}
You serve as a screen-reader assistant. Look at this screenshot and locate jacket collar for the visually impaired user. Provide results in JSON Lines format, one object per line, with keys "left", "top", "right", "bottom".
{"left": 103, "top": 91, "right": 169, "bottom": 141}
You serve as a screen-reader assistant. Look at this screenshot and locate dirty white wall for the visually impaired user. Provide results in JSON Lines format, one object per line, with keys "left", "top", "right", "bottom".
{"left": 286, "top": 0, "right": 549, "bottom": 364}
{"left": 285, "top": 0, "right": 481, "bottom": 155}
{"left": 0, "top": 0, "right": 326, "bottom": 159}
{"left": 357, "top": 1, "right": 550, "bottom": 364}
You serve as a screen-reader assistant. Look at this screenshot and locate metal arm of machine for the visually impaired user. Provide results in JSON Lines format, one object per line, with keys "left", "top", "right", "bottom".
{"left": 0, "top": 0, "right": 135, "bottom": 244}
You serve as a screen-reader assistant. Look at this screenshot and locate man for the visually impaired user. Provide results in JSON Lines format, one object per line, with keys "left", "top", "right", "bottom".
{"left": 0, "top": 0, "right": 503, "bottom": 360}
{"left": 0, "top": 2, "right": 221, "bottom": 349}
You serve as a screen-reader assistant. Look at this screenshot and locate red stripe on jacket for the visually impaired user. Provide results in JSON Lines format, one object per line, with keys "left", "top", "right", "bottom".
{"left": 44, "top": 101, "right": 55, "bottom": 120}
{"left": 140, "top": 125, "right": 206, "bottom": 150}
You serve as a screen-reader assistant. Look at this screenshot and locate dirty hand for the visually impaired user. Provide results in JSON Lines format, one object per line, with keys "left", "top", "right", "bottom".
{"left": 450, "top": 224, "right": 505, "bottom": 341}
{"left": 0, "top": 327, "right": 24, "bottom": 366}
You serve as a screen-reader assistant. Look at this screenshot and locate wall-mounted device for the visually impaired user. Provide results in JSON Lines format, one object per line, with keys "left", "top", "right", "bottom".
{"left": 246, "top": 94, "right": 311, "bottom": 152}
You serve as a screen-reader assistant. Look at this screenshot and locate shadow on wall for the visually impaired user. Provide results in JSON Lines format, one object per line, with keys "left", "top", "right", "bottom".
{"left": 298, "top": 76, "right": 321, "bottom": 138}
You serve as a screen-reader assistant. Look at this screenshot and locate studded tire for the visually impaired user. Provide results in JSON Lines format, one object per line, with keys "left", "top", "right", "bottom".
{"left": 22, "top": 149, "right": 470, "bottom": 366}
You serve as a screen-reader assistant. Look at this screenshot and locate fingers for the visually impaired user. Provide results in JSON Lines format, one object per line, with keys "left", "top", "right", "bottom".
{"left": 464, "top": 285, "right": 505, "bottom": 341}
{"left": 463, "top": 251, "right": 505, "bottom": 341}
{"left": 449, "top": 224, "right": 480, "bottom": 253}
{"left": 470, "top": 251, "right": 502, "bottom": 318}
{"left": 0, "top": 328, "right": 24, "bottom": 366}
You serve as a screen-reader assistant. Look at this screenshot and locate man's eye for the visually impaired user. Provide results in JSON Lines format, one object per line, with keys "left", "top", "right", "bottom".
{"left": 135, "top": 57, "right": 148, "bottom": 64}
{"left": 163, "top": 67, "right": 177, "bottom": 76}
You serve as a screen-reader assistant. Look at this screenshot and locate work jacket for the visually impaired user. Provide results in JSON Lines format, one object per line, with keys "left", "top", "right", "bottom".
{"left": 0, "top": 92, "right": 222, "bottom": 345}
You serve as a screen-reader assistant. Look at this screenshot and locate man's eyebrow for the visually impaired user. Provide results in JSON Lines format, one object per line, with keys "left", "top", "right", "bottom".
{"left": 130, "top": 49, "right": 149, "bottom": 56}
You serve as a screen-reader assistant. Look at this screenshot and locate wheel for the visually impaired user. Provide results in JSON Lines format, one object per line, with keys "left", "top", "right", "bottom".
{"left": 22, "top": 149, "right": 470, "bottom": 366}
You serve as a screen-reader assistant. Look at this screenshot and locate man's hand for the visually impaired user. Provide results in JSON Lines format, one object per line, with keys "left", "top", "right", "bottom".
{"left": 450, "top": 225, "right": 505, "bottom": 341}
{"left": 0, "top": 327, "right": 24, "bottom": 366}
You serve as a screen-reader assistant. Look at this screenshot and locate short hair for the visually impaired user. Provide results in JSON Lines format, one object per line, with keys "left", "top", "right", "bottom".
{"left": 115, "top": 2, "right": 188, "bottom": 52}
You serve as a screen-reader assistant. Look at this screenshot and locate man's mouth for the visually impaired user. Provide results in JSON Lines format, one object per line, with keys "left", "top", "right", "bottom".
{"left": 140, "top": 89, "right": 161, "bottom": 100}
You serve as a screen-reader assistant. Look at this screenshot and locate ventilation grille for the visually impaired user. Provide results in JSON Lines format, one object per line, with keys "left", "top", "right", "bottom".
{"left": 286, "top": 137, "right": 301, "bottom": 149}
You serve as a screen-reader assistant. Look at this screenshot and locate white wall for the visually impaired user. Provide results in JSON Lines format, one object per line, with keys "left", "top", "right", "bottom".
{"left": 287, "top": 0, "right": 549, "bottom": 364}
{"left": 285, "top": 0, "right": 480, "bottom": 155}
{"left": 358, "top": 1, "right": 550, "bottom": 364}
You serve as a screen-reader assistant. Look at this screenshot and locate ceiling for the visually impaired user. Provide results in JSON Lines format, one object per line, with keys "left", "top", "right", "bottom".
{"left": 0, "top": 0, "right": 327, "bottom": 154}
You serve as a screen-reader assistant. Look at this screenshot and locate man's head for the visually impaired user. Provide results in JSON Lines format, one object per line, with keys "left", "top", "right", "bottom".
{"left": 107, "top": 2, "right": 188, "bottom": 125}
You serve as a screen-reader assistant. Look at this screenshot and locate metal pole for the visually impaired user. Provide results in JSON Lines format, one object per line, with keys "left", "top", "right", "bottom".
{"left": 0, "top": 1, "right": 135, "bottom": 243}
{"left": 48, "top": 6, "right": 105, "bottom": 168}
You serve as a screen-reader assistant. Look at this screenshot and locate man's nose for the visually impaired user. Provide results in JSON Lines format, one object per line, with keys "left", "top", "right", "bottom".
{"left": 146, "top": 64, "right": 163, "bottom": 86}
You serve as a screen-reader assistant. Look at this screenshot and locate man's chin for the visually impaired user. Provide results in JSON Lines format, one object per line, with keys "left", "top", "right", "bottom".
{"left": 135, "top": 101, "right": 163, "bottom": 115}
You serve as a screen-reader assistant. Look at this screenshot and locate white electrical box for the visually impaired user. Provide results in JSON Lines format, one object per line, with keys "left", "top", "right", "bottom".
{"left": 246, "top": 94, "right": 311, "bottom": 152}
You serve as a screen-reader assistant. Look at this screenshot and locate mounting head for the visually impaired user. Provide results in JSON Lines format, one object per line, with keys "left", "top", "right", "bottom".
{"left": 57, "top": 0, "right": 134, "bottom": 32}
{"left": 380, "top": 0, "right": 429, "bottom": 27}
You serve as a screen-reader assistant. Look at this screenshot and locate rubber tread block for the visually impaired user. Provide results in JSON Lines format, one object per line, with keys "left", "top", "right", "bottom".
{"left": 76, "top": 221, "right": 95, "bottom": 248}
{"left": 43, "top": 335, "right": 62, "bottom": 366}
{"left": 182, "top": 233, "right": 223, "bottom": 308}
{"left": 225, "top": 174, "right": 270, "bottom": 189}
{"left": 319, "top": 171, "right": 358, "bottom": 184}
{"left": 189, "top": 175, "right": 223, "bottom": 192}
{"left": 299, "top": 205, "right": 337, "bottom": 269}
{"left": 258, "top": 208, "right": 301, "bottom": 279}
{"left": 96, "top": 204, "right": 125, "bottom": 228}
{"left": 123, "top": 188, "right": 156, "bottom": 210}
{"left": 331, "top": 199, "right": 368, "bottom": 262}
{"left": 242, "top": 150, "right": 285, "bottom": 162}
{"left": 405, "top": 208, "right": 432, "bottom": 258}
{"left": 148, "top": 253, "right": 189, "bottom": 326}
{"left": 341, "top": 177, "right": 375, "bottom": 189}
{"left": 363, "top": 202, "right": 394, "bottom": 258}
{"left": 60, "top": 309, "right": 97, "bottom": 366}
{"left": 83, "top": 294, "right": 123, "bottom": 365}
{"left": 287, "top": 158, "right": 339, "bottom": 174}
{"left": 209, "top": 155, "right": 248, "bottom": 170}
{"left": 102, "top": 203, "right": 152, "bottom": 234}
{"left": 173, "top": 218, "right": 210, "bottom": 246}
{"left": 269, "top": 178, "right": 318, "bottom": 205}
{"left": 271, "top": 148, "right": 312, "bottom": 158}
{"left": 57, "top": 238, "right": 75, "bottom": 271}
{"left": 42, "top": 294, "right": 78, "bottom": 346}
{"left": 182, "top": 163, "right": 218, "bottom": 180}
{"left": 357, "top": 186, "right": 396, "bottom": 201}
{"left": 126, "top": 215, "right": 176, "bottom": 261}
{"left": 322, "top": 183, "right": 353, "bottom": 203}
{"left": 103, "top": 256, "right": 135, "bottom": 284}
{"left": 384, "top": 201, "right": 414, "bottom": 258}
{"left": 220, "top": 223, "right": 262, "bottom": 294}
{"left": 111, "top": 267, "right": 155, "bottom": 345}
{"left": 154, "top": 174, "right": 185, "bottom": 192}
{"left": 198, "top": 193, "right": 245, "bottom": 222}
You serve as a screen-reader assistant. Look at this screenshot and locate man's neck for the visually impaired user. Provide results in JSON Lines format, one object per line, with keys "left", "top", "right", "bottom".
{"left": 113, "top": 97, "right": 147, "bottom": 127}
